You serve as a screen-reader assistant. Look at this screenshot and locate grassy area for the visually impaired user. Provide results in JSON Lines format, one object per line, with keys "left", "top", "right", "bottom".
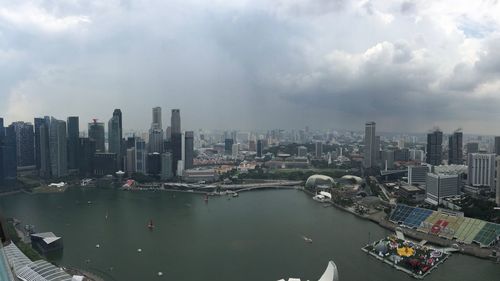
{"left": 5, "top": 221, "right": 43, "bottom": 261}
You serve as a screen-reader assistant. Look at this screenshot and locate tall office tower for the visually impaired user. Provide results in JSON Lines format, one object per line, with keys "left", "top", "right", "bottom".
{"left": 407, "top": 165, "right": 431, "bottom": 186}
{"left": 494, "top": 137, "right": 500, "bottom": 155}
{"left": 34, "top": 118, "right": 47, "bottom": 171}
{"left": 148, "top": 129, "right": 164, "bottom": 153}
{"left": 426, "top": 129, "right": 443, "bottom": 166}
{"left": 467, "top": 153, "right": 496, "bottom": 190}
{"left": 113, "top": 109, "right": 123, "bottom": 140}
{"left": 184, "top": 131, "right": 194, "bottom": 169}
{"left": 151, "top": 107, "right": 162, "bottom": 130}
{"left": 161, "top": 152, "right": 173, "bottom": 180}
{"left": 0, "top": 125, "right": 17, "bottom": 187}
{"left": 67, "top": 116, "right": 80, "bottom": 170}
{"left": 363, "top": 122, "right": 377, "bottom": 168}
{"left": 78, "top": 137, "right": 96, "bottom": 177}
{"left": 108, "top": 113, "right": 122, "bottom": 157}
{"left": 0, "top": 118, "right": 3, "bottom": 187}
{"left": 11, "top": 122, "right": 35, "bottom": 167}
{"left": 298, "top": 146, "right": 307, "bottom": 157}
{"left": 88, "top": 120, "right": 105, "bottom": 152}
{"left": 382, "top": 150, "right": 394, "bottom": 170}
{"left": 448, "top": 130, "right": 463, "bottom": 164}
{"left": 425, "top": 173, "right": 460, "bottom": 205}
{"left": 170, "top": 109, "right": 181, "bottom": 175}
{"left": 496, "top": 156, "right": 500, "bottom": 206}
{"left": 249, "top": 140, "right": 256, "bottom": 152}
{"left": 466, "top": 142, "right": 479, "bottom": 154}
{"left": 166, "top": 126, "right": 171, "bottom": 141}
{"left": 394, "top": 148, "right": 410, "bottom": 162}
{"left": 171, "top": 109, "right": 181, "bottom": 134}
{"left": 135, "top": 138, "right": 147, "bottom": 174}
{"left": 256, "top": 139, "right": 263, "bottom": 158}
{"left": 224, "top": 138, "right": 234, "bottom": 155}
{"left": 49, "top": 118, "right": 68, "bottom": 178}
{"left": 39, "top": 120, "right": 51, "bottom": 177}
{"left": 146, "top": 153, "right": 161, "bottom": 176}
{"left": 232, "top": 143, "right": 239, "bottom": 158}
{"left": 126, "top": 148, "right": 136, "bottom": 175}
{"left": 409, "top": 149, "right": 424, "bottom": 162}
{"left": 315, "top": 141, "right": 323, "bottom": 158}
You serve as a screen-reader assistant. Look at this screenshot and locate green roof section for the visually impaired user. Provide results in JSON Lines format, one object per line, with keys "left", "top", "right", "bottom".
{"left": 473, "top": 223, "right": 500, "bottom": 247}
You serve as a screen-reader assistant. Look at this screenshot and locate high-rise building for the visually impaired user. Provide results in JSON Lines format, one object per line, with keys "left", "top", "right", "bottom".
{"left": 108, "top": 113, "right": 122, "bottom": 157}
{"left": 448, "top": 130, "right": 463, "bottom": 164}
{"left": 363, "top": 122, "right": 377, "bottom": 168}
{"left": 467, "top": 153, "right": 496, "bottom": 190}
{"left": 126, "top": 148, "right": 136, "bottom": 175}
{"left": 382, "top": 150, "right": 394, "bottom": 170}
{"left": 152, "top": 107, "right": 162, "bottom": 130}
{"left": 407, "top": 165, "right": 430, "bottom": 186}
{"left": 466, "top": 142, "right": 479, "bottom": 155}
{"left": 298, "top": 146, "right": 307, "bottom": 157}
{"left": 161, "top": 152, "right": 173, "bottom": 180}
{"left": 426, "top": 129, "right": 443, "bottom": 166}
{"left": 0, "top": 124, "right": 17, "bottom": 188}
{"left": 494, "top": 137, "right": 500, "bottom": 156}
{"left": 12, "top": 122, "right": 35, "bottom": 167}
{"left": 166, "top": 126, "right": 171, "bottom": 141}
{"left": 135, "top": 138, "right": 147, "bottom": 174}
{"left": 146, "top": 153, "right": 161, "bottom": 175}
{"left": 409, "top": 149, "right": 424, "bottom": 162}
{"left": 93, "top": 153, "right": 117, "bottom": 176}
{"left": 78, "top": 137, "right": 95, "bottom": 177}
{"left": 256, "top": 140, "right": 263, "bottom": 158}
{"left": 67, "top": 116, "right": 80, "bottom": 170}
{"left": 0, "top": 117, "right": 3, "bottom": 139}
{"left": 232, "top": 143, "right": 239, "bottom": 158}
{"left": 425, "top": 173, "right": 460, "bottom": 205}
{"left": 315, "top": 141, "right": 323, "bottom": 158}
{"left": 170, "top": 109, "right": 181, "bottom": 175}
{"left": 88, "top": 120, "right": 105, "bottom": 152}
{"left": 49, "top": 117, "right": 68, "bottom": 178}
{"left": 39, "top": 118, "right": 51, "bottom": 178}
{"left": 224, "top": 138, "right": 234, "bottom": 155}
{"left": 394, "top": 148, "right": 409, "bottom": 162}
{"left": 171, "top": 109, "right": 181, "bottom": 134}
{"left": 184, "top": 131, "right": 194, "bottom": 169}
{"left": 496, "top": 156, "right": 500, "bottom": 206}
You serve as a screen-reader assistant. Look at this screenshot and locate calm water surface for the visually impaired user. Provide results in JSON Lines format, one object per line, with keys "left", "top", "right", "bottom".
{"left": 0, "top": 189, "right": 498, "bottom": 281}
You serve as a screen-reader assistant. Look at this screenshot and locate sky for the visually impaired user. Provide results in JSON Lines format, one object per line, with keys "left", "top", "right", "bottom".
{"left": 1, "top": 0, "right": 500, "bottom": 134}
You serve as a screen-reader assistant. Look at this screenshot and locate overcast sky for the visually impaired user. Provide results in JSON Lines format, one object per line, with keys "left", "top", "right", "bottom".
{"left": 1, "top": 0, "right": 500, "bottom": 134}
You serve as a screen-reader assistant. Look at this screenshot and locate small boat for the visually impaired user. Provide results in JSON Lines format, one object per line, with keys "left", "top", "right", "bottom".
{"left": 277, "top": 260, "right": 338, "bottom": 281}
{"left": 96, "top": 244, "right": 100, "bottom": 248}
{"left": 158, "top": 272, "right": 163, "bottom": 277}
{"left": 232, "top": 192, "right": 239, "bottom": 197}
{"left": 105, "top": 211, "right": 109, "bottom": 220}
{"left": 302, "top": 236, "right": 313, "bottom": 243}
{"left": 204, "top": 194, "right": 209, "bottom": 202}
{"left": 137, "top": 248, "right": 142, "bottom": 253}
{"left": 147, "top": 219, "right": 154, "bottom": 230}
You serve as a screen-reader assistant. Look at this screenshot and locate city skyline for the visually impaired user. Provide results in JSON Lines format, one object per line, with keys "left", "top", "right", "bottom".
{"left": 2, "top": 1, "right": 500, "bottom": 133}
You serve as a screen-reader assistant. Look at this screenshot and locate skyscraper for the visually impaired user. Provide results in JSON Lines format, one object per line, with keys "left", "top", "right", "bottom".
{"left": 135, "top": 138, "right": 147, "bottom": 174}
{"left": 49, "top": 117, "right": 68, "bottom": 178}
{"left": 0, "top": 124, "right": 17, "bottom": 187}
{"left": 113, "top": 109, "right": 123, "bottom": 140}
{"left": 426, "top": 129, "right": 443, "bottom": 166}
{"left": 78, "top": 137, "right": 96, "bottom": 177}
{"left": 161, "top": 152, "right": 173, "bottom": 180}
{"left": 88, "top": 120, "right": 105, "bottom": 152}
{"left": 108, "top": 113, "right": 122, "bottom": 157}
{"left": 170, "top": 109, "right": 181, "bottom": 175}
{"left": 256, "top": 139, "right": 263, "bottom": 158}
{"left": 113, "top": 109, "right": 124, "bottom": 169}
{"left": 152, "top": 107, "right": 162, "bottom": 130}
{"left": 12, "top": 122, "right": 35, "bottom": 167}
{"left": 496, "top": 156, "right": 500, "bottom": 206}
{"left": 67, "top": 116, "right": 80, "bottom": 170}
{"left": 224, "top": 138, "right": 234, "bottom": 155}
{"left": 494, "top": 136, "right": 500, "bottom": 156}
{"left": 315, "top": 141, "right": 323, "bottom": 158}
{"left": 0, "top": 118, "right": 4, "bottom": 139}
{"left": 39, "top": 118, "right": 51, "bottom": 177}
{"left": 363, "top": 122, "right": 377, "bottom": 168}
{"left": 467, "top": 153, "right": 496, "bottom": 190}
{"left": 171, "top": 109, "right": 181, "bottom": 134}
{"left": 184, "top": 131, "right": 194, "bottom": 169}
{"left": 448, "top": 130, "right": 463, "bottom": 164}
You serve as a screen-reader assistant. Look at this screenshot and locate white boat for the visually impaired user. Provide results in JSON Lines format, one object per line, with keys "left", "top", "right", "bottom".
{"left": 312, "top": 194, "right": 329, "bottom": 203}
{"left": 278, "top": 260, "right": 339, "bottom": 281}
{"left": 302, "top": 236, "right": 313, "bottom": 243}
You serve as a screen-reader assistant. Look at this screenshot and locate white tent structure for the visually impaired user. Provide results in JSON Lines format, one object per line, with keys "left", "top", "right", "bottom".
{"left": 277, "top": 261, "right": 339, "bottom": 281}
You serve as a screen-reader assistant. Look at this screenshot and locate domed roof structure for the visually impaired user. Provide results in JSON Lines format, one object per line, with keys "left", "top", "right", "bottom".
{"left": 341, "top": 175, "right": 363, "bottom": 184}
{"left": 305, "top": 175, "right": 335, "bottom": 189}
